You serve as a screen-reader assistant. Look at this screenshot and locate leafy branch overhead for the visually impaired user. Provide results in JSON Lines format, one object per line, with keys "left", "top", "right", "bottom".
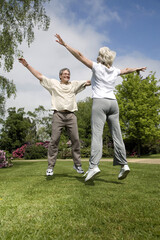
{"left": 0, "top": 0, "right": 50, "bottom": 72}
{"left": 0, "top": 75, "right": 16, "bottom": 119}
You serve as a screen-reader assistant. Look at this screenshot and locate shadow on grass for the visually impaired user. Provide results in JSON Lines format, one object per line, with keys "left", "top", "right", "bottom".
{"left": 45, "top": 173, "right": 84, "bottom": 181}
{"left": 96, "top": 178, "right": 124, "bottom": 184}
{"left": 83, "top": 178, "right": 123, "bottom": 186}
{"left": 45, "top": 173, "right": 124, "bottom": 185}
{"left": 76, "top": 174, "right": 124, "bottom": 186}
{"left": 96, "top": 173, "right": 124, "bottom": 184}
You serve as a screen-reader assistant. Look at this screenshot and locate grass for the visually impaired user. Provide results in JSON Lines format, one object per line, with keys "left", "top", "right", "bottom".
{"left": 0, "top": 160, "right": 160, "bottom": 240}
{"left": 138, "top": 153, "right": 160, "bottom": 159}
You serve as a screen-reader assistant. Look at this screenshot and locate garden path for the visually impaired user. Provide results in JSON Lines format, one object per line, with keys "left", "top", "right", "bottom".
{"left": 14, "top": 158, "right": 160, "bottom": 164}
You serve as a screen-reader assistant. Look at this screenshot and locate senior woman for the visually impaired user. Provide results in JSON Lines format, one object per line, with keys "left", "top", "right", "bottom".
{"left": 55, "top": 34, "right": 146, "bottom": 182}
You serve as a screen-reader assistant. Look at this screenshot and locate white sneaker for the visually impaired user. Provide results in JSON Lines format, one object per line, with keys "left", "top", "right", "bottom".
{"left": 46, "top": 168, "right": 53, "bottom": 176}
{"left": 85, "top": 166, "right": 101, "bottom": 182}
{"left": 118, "top": 165, "right": 130, "bottom": 180}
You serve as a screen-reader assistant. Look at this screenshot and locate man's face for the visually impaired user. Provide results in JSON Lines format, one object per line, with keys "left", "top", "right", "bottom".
{"left": 60, "top": 70, "right": 70, "bottom": 84}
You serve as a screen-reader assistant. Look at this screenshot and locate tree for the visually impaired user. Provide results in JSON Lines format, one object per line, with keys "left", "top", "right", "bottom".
{"left": 0, "top": 107, "right": 36, "bottom": 152}
{"left": 76, "top": 97, "right": 92, "bottom": 148}
{"left": 0, "top": 0, "right": 50, "bottom": 118}
{"left": 0, "top": 75, "right": 16, "bottom": 120}
{"left": 28, "top": 105, "right": 52, "bottom": 141}
{"left": 116, "top": 72, "right": 160, "bottom": 156}
{"left": 0, "top": 0, "right": 50, "bottom": 72}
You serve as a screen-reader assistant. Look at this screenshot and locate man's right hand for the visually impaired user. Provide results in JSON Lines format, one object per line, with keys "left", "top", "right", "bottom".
{"left": 19, "top": 58, "right": 29, "bottom": 67}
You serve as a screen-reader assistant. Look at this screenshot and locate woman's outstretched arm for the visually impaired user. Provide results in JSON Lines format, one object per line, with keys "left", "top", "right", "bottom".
{"left": 120, "top": 67, "right": 147, "bottom": 75}
{"left": 55, "top": 34, "right": 93, "bottom": 69}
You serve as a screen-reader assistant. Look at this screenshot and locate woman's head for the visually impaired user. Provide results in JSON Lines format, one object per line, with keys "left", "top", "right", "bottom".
{"left": 97, "top": 47, "right": 116, "bottom": 67}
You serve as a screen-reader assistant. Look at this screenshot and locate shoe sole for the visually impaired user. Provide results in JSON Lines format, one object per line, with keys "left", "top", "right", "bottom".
{"left": 46, "top": 173, "right": 53, "bottom": 176}
{"left": 85, "top": 170, "right": 101, "bottom": 182}
{"left": 118, "top": 170, "right": 130, "bottom": 180}
{"left": 46, "top": 171, "right": 53, "bottom": 176}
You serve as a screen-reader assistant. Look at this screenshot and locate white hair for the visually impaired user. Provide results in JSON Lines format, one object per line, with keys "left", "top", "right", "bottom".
{"left": 97, "top": 47, "right": 116, "bottom": 67}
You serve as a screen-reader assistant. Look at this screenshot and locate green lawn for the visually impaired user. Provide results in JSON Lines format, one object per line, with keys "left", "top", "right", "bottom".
{"left": 0, "top": 160, "right": 160, "bottom": 240}
{"left": 139, "top": 154, "right": 160, "bottom": 159}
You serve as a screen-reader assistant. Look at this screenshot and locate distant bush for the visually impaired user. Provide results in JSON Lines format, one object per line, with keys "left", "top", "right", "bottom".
{"left": 24, "top": 145, "right": 47, "bottom": 159}
{"left": 12, "top": 144, "right": 28, "bottom": 159}
{"left": 102, "top": 148, "right": 114, "bottom": 157}
{"left": 78, "top": 147, "right": 114, "bottom": 158}
{"left": 0, "top": 150, "right": 13, "bottom": 168}
{"left": 12, "top": 142, "right": 49, "bottom": 159}
{"left": 80, "top": 148, "right": 90, "bottom": 158}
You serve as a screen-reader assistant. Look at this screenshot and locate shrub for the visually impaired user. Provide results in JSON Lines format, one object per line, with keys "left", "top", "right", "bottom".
{"left": 12, "top": 142, "right": 49, "bottom": 159}
{"left": 80, "top": 148, "right": 90, "bottom": 158}
{"left": 102, "top": 147, "right": 114, "bottom": 157}
{"left": 36, "top": 141, "right": 50, "bottom": 148}
{"left": 57, "top": 147, "right": 72, "bottom": 159}
{"left": 0, "top": 150, "right": 13, "bottom": 168}
{"left": 24, "top": 144, "right": 47, "bottom": 159}
{"left": 12, "top": 144, "right": 27, "bottom": 159}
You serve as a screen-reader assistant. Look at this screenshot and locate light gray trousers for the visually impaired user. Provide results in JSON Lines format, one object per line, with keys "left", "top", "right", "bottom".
{"left": 89, "top": 98, "right": 128, "bottom": 168}
{"left": 48, "top": 111, "right": 82, "bottom": 169}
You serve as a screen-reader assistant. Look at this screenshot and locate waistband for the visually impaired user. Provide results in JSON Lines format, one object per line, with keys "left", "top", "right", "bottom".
{"left": 54, "top": 110, "right": 73, "bottom": 113}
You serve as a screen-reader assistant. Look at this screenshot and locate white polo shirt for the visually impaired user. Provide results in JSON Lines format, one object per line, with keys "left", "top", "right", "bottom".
{"left": 40, "top": 75, "right": 86, "bottom": 112}
{"left": 91, "top": 62, "right": 121, "bottom": 99}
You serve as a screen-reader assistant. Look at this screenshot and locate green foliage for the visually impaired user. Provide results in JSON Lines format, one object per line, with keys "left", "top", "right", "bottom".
{"left": 0, "top": 75, "right": 16, "bottom": 119}
{"left": 24, "top": 144, "right": 47, "bottom": 159}
{"left": 76, "top": 97, "right": 92, "bottom": 147}
{"left": 57, "top": 129, "right": 72, "bottom": 159}
{"left": 116, "top": 72, "right": 160, "bottom": 155}
{"left": 0, "top": 1, "right": 50, "bottom": 121}
{"left": 80, "top": 147, "right": 90, "bottom": 158}
{"left": 0, "top": 107, "right": 36, "bottom": 152}
{"left": 28, "top": 105, "right": 52, "bottom": 141}
{"left": 0, "top": 0, "right": 50, "bottom": 72}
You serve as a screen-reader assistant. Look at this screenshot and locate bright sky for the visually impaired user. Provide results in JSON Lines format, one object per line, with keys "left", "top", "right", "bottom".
{"left": 3, "top": 0, "right": 160, "bottom": 112}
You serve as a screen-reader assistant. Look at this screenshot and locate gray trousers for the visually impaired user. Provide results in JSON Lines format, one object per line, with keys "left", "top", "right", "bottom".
{"left": 89, "top": 98, "right": 128, "bottom": 168}
{"left": 48, "top": 111, "right": 82, "bottom": 169}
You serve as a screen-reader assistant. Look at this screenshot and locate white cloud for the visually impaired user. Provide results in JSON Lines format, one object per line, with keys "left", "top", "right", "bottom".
{"left": 135, "top": 4, "right": 155, "bottom": 16}
{"left": 81, "top": 0, "right": 121, "bottom": 26}
{"left": 47, "top": 0, "right": 121, "bottom": 27}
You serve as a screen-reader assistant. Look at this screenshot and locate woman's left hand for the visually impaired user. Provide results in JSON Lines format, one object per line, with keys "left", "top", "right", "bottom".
{"left": 55, "top": 34, "right": 66, "bottom": 46}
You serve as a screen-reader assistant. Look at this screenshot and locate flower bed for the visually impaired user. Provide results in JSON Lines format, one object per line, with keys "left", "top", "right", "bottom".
{"left": 12, "top": 141, "right": 50, "bottom": 159}
{"left": 0, "top": 150, "right": 13, "bottom": 168}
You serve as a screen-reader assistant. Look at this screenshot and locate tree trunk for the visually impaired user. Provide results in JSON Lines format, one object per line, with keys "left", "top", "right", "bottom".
{"left": 137, "top": 140, "right": 141, "bottom": 157}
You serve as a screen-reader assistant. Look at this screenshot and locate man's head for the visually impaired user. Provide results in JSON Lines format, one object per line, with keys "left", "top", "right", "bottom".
{"left": 59, "top": 68, "right": 70, "bottom": 84}
{"left": 97, "top": 47, "right": 116, "bottom": 68}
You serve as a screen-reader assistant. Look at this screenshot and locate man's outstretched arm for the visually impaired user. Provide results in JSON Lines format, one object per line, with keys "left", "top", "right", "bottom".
{"left": 19, "top": 58, "right": 43, "bottom": 81}
{"left": 85, "top": 80, "right": 91, "bottom": 86}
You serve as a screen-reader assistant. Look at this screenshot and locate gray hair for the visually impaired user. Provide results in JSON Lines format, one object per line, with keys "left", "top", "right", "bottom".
{"left": 59, "top": 68, "right": 70, "bottom": 76}
{"left": 97, "top": 47, "right": 116, "bottom": 67}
